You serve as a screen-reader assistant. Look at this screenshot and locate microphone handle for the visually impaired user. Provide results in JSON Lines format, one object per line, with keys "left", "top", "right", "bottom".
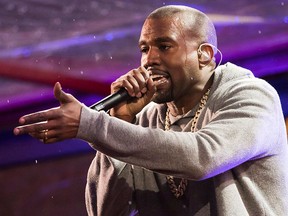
{"left": 89, "top": 88, "right": 130, "bottom": 112}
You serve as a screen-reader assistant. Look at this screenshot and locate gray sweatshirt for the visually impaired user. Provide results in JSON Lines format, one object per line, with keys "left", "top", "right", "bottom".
{"left": 77, "top": 63, "right": 288, "bottom": 216}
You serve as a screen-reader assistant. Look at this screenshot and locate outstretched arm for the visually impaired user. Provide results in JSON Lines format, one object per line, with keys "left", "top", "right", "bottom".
{"left": 13, "top": 66, "right": 156, "bottom": 143}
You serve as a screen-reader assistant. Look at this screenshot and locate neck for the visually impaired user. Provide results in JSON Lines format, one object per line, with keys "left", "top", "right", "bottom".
{"left": 167, "top": 74, "right": 214, "bottom": 117}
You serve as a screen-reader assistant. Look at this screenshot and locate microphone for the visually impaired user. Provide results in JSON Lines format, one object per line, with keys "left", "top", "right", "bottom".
{"left": 89, "top": 88, "right": 131, "bottom": 111}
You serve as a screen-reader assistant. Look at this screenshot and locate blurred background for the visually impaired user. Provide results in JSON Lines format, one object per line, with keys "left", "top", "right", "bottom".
{"left": 0, "top": 0, "right": 287, "bottom": 215}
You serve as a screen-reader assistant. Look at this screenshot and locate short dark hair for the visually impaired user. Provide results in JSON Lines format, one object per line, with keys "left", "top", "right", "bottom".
{"left": 147, "top": 5, "right": 217, "bottom": 48}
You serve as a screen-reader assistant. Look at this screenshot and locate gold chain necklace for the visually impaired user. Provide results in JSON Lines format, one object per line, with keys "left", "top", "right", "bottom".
{"left": 165, "top": 88, "right": 210, "bottom": 198}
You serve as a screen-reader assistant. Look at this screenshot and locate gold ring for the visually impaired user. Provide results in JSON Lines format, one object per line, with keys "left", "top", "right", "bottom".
{"left": 43, "top": 129, "right": 48, "bottom": 143}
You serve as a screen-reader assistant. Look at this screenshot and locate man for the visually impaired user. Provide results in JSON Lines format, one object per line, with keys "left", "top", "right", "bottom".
{"left": 14, "top": 5, "right": 288, "bottom": 216}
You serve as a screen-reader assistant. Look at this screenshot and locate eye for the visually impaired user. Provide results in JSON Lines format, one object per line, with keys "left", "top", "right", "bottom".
{"left": 159, "top": 44, "right": 171, "bottom": 51}
{"left": 140, "top": 46, "right": 149, "bottom": 53}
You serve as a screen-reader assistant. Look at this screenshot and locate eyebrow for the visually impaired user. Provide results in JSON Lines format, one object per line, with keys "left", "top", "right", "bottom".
{"left": 139, "top": 36, "right": 176, "bottom": 46}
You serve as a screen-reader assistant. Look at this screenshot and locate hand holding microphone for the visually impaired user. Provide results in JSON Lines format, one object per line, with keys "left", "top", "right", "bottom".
{"left": 91, "top": 66, "right": 156, "bottom": 122}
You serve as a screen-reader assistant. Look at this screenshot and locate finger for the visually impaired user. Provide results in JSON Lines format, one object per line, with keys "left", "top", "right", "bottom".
{"left": 39, "top": 130, "right": 69, "bottom": 144}
{"left": 29, "top": 130, "right": 58, "bottom": 144}
{"left": 139, "top": 66, "right": 150, "bottom": 81}
{"left": 111, "top": 74, "right": 137, "bottom": 97}
{"left": 14, "top": 121, "right": 48, "bottom": 135}
{"left": 29, "top": 131, "right": 43, "bottom": 140}
{"left": 15, "top": 110, "right": 67, "bottom": 136}
{"left": 18, "top": 111, "right": 46, "bottom": 125}
{"left": 133, "top": 66, "right": 150, "bottom": 95}
{"left": 54, "top": 82, "right": 73, "bottom": 104}
{"left": 111, "top": 76, "right": 135, "bottom": 96}
{"left": 122, "top": 67, "right": 149, "bottom": 98}
{"left": 18, "top": 107, "right": 60, "bottom": 125}
{"left": 29, "top": 129, "right": 47, "bottom": 141}
{"left": 125, "top": 72, "right": 143, "bottom": 98}
{"left": 144, "top": 77, "right": 157, "bottom": 100}
{"left": 111, "top": 67, "right": 149, "bottom": 97}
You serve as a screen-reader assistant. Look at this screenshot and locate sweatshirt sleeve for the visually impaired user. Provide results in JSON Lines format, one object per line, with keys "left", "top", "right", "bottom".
{"left": 77, "top": 78, "right": 285, "bottom": 181}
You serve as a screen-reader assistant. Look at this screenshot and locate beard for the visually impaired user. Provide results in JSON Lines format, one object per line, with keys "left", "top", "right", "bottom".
{"left": 151, "top": 89, "right": 173, "bottom": 104}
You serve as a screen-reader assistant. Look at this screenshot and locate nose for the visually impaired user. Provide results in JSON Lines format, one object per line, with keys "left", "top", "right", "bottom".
{"left": 141, "top": 47, "right": 160, "bottom": 68}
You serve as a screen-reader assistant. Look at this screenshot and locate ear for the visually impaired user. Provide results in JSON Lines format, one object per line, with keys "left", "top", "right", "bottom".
{"left": 197, "top": 43, "right": 214, "bottom": 67}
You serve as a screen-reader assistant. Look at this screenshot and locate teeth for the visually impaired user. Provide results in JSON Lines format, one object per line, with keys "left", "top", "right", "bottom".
{"left": 151, "top": 75, "right": 165, "bottom": 81}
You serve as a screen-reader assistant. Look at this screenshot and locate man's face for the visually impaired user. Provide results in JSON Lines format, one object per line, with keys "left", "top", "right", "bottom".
{"left": 139, "top": 16, "right": 200, "bottom": 104}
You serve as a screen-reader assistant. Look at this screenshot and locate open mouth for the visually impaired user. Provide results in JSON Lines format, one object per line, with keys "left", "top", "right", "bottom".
{"left": 151, "top": 74, "right": 169, "bottom": 82}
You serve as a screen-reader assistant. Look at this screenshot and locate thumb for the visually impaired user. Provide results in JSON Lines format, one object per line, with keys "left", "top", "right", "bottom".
{"left": 54, "top": 82, "right": 72, "bottom": 104}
